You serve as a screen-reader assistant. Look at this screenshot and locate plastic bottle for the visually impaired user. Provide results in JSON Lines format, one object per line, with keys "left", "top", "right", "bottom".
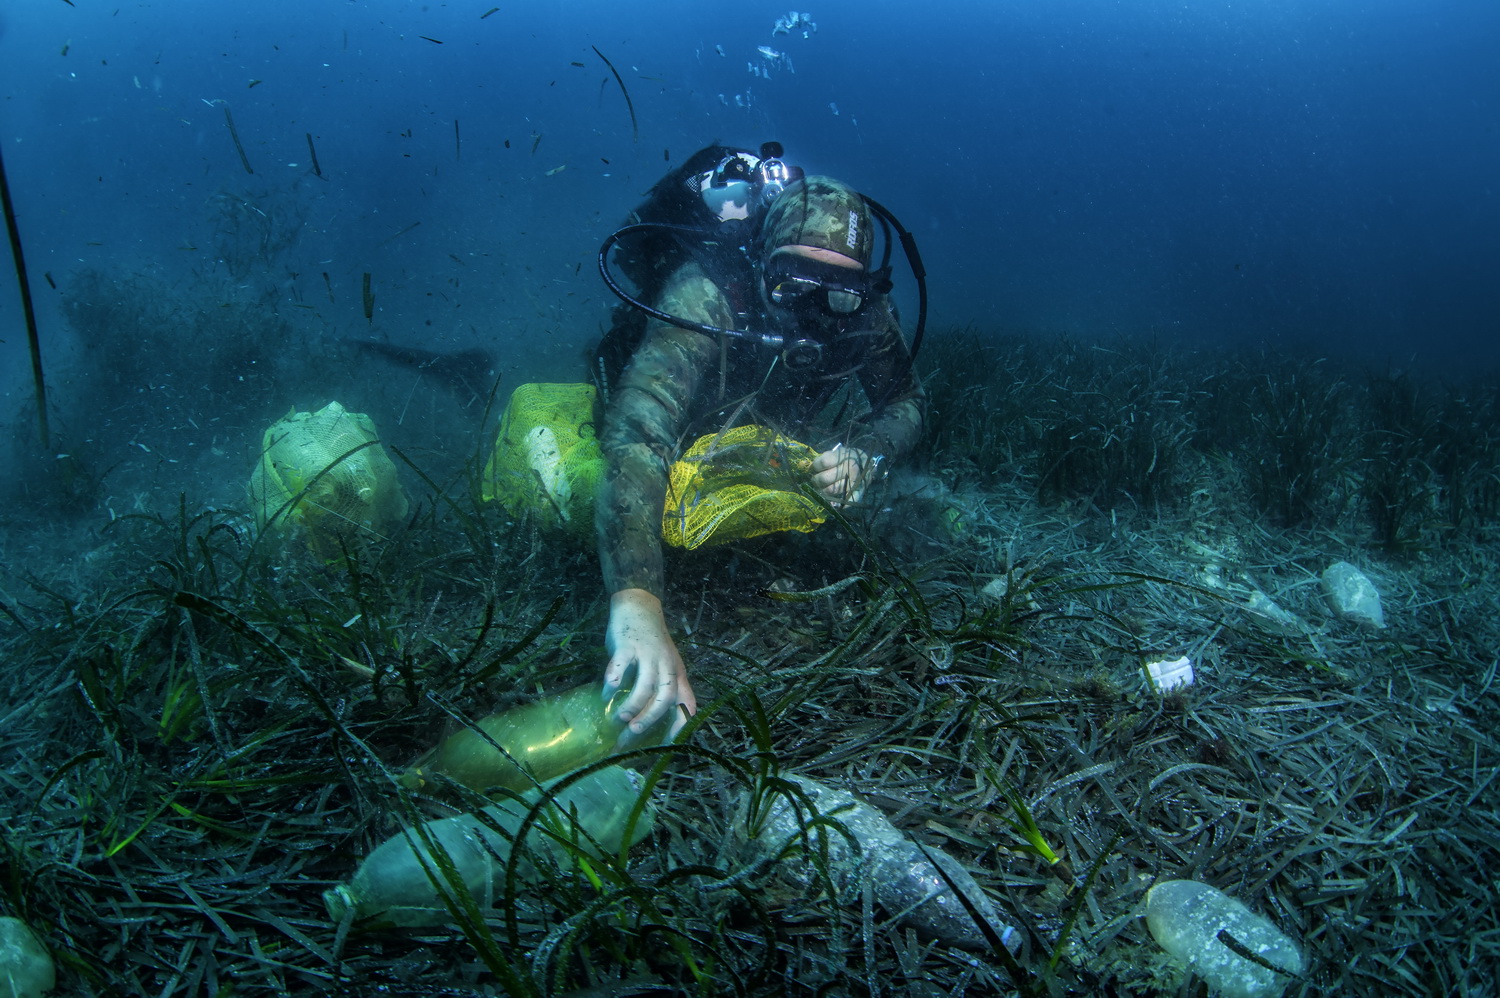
{"left": 739, "top": 774, "right": 1021, "bottom": 953}
{"left": 0, "top": 917, "right": 54, "bottom": 998}
{"left": 1145, "top": 879, "right": 1303, "bottom": 998}
{"left": 402, "top": 682, "right": 669, "bottom": 793}
{"left": 325, "top": 765, "right": 656, "bottom": 927}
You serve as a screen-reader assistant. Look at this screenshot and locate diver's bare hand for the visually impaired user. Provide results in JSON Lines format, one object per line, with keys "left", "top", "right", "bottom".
{"left": 602, "top": 589, "right": 696, "bottom": 741}
{"left": 810, "top": 445, "right": 873, "bottom": 505}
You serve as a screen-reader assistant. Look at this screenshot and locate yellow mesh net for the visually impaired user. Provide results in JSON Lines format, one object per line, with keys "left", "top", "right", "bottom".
{"left": 662, "top": 424, "right": 826, "bottom": 550}
{"left": 248, "top": 401, "right": 408, "bottom": 559}
{"left": 481, "top": 383, "right": 603, "bottom": 536}
{"left": 482, "top": 385, "right": 827, "bottom": 549}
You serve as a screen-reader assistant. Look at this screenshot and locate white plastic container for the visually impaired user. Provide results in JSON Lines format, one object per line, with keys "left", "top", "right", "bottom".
{"left": 0, "top": 917, "right": 54, "bottom": 998}
{"left": 1145, "top": 879, "right": 1303, "bottom": 998}
{"left": 1145, "top": 655, "right": 1195, "bottom": 692}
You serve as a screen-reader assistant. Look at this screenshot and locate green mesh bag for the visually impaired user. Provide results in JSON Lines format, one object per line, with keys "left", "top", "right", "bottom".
{"left": 248, "top": 401, "right": 408, "bottom": 559}
{"left": 482, "top": 383, "right": 603, "bottom": 536}
{"left": 483, "top": 385, "right": 828, "bottom": 548}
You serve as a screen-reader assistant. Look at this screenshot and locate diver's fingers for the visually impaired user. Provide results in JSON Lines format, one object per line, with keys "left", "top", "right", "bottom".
{"left": 612, "top": 657, "right": 658, "bottom": 725}
{"left": 811, "top": 460, "right": 855, "bottom": 488}
{"left": 812, "top": 448, "right": 858, "bottom": 470}
{"left": 810, "top": 471, "right": 837, "bottom": 493}
{"left": 812, "top": 467, "right": 859, "bottom": 498}
{"left": 626, "top": 668, "right": 679, "bottom": 735}
{"left": 602, "top": 649, "right": 634, "bottom": 699}
{"left": 665, "top": 677, "right": 698, "bottom": 740}
{"left": 810, "top": 448, "right": 870, "bottom": 491}
{"left": 617, "top": 652, "right": 696, "bottom": 742}
{"left": 808, "top": 449, "right": 840, "bottom": 473}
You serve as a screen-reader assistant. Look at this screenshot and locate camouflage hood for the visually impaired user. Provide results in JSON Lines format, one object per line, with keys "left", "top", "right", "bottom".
{"left": 759, "top": 176, "right": 873, "bottom": 268}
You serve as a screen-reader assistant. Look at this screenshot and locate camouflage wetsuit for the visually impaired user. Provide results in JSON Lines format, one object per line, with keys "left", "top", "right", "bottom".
{"left": 596, "top": 259, "right": 925, "bottom": 598}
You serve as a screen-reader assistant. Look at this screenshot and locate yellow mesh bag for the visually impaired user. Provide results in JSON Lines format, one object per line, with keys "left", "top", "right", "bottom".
{"left": 663, "top": 424, "right": 826, "bottom": 550}
{"left": 248, "top": 401, "right": 408, "bottom": 558}
{"left": 482, "top": 386, "right": 827, "bottom": 549}
{"left": 482, "top": 383, "right": 602, "bottom": 536}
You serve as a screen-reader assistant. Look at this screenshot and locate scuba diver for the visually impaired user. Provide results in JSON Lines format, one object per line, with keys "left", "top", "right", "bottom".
{"left": 594, "top": 142, "right": 928, "bottom": 740}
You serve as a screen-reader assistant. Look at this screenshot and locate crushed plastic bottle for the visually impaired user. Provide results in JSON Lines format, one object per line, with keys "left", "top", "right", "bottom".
{"left": 402, "top": 682, "right": 669, "bottom": 793}
{"left": 1320, "top": 561, "right": 1385, "bottom": 629}
{"left": 325, "top": 766, "right": 656, "bottom": 927}
{"left": 1145, "top": 879, "right": 1303, "bottom": 998}
{"left": 737, "top": 774, "right": 1020, "bottom": 952}
{"left": 0, "top": 917, "right": 54, "bottom": 998}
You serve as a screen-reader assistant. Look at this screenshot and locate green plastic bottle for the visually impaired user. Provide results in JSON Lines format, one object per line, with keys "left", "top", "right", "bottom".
{"left": 324, "top": 765, "right": 656, "bottom": 927}
{"left": 402, "top": 682, "right": 668, "bottom": 793}
{"left": 0, "top": 917, "right": 54, "bottom": 998}
{"left": 1145, "top": 879, "right": 1303, "bottom": 998}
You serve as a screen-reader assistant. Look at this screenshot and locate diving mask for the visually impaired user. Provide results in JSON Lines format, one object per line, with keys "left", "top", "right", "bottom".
{"left": 764, "top": 260, "right": 872, "bottom": 315}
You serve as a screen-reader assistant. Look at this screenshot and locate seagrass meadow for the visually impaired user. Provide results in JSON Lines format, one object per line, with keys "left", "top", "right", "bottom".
{"left": 2, "top": 317, "right": 1499, "bottom": 996}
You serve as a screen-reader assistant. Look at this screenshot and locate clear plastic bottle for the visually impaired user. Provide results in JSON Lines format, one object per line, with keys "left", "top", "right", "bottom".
{"left": 0, "top": 917, "right": 54, "bottom": 998}
{"left": 1145, "top": 879, "right": 1303, "bottom": 998}
{"left": 324, "top": 765, "right": 656, "bottom": 927}
{"left": 739, "top": 774, "right": 1021, "bottom": 952}
{"left": 402, "top": 682, "right": 669, "bottom": 792}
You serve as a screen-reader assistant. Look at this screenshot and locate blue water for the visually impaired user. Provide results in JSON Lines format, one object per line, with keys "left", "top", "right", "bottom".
{"left": 1, "top": 0, "right": 1496, "bottom": 414}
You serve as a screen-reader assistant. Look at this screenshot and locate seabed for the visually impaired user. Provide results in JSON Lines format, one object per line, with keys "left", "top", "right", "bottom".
{"left": 2, "top": 284, "right": 1497, "bottom": 996}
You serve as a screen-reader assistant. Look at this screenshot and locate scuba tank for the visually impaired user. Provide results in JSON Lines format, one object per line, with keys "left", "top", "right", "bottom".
{"left": 595, "top": 143, "right": 789, "bottom": 394}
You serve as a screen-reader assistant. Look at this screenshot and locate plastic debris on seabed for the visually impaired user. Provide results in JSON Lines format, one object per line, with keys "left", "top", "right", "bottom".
{"left": 1320, "top": 560, "right": 1385, "bottom": 630}
{"left": 737, "top": 774, "right": 1021, "bottom": 952}
{"left": 1242, "top": 590, "right": 1306, "bottom": 636}
{"left": 1145, "top": 655, "right": 1195, "bottom": 692}
{"left": 0, "top": 917, "right": 54, "bottom": 998}
{"left": 325, "top": 766, "right": 657, "bottom": 927}
{"left": 1145, "top": 879, "right": 1304, "bottom": 998}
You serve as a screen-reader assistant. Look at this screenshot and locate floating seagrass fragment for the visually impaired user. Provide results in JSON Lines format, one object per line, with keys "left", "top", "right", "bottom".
{"left": 591, "top": 45, "right": 639, "bottom": 141}
{"left": 305, "top": 132, "right": 322, "bottom": 177}
{"left": 221, "top": 105, "right": 254, "bottom": 174}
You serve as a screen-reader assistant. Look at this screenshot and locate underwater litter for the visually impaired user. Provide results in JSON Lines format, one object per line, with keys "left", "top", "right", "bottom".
{"left": 1, "top": 327, "right": 1498, "bottom": 994}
